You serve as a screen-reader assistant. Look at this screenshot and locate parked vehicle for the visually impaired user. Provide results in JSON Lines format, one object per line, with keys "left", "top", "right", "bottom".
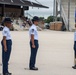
{"left": 44, "top": 23, "right": 50, "bottom": 29}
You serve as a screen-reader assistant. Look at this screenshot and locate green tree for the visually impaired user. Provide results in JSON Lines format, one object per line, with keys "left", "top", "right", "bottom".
{"left": 45, "top": 16, "right": 54, "bottom": 23}
{"left": 45, "top": 16, "right": 61, "bottom": 23}
{"left": 39, "top": 17, "right": 45, "bottom": 20}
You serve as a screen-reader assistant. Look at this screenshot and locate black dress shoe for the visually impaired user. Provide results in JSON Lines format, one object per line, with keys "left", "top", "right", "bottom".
{"left": 30, "top": 67, "right": 38, "bottom": 70}
{"left": 72, "top": 65, "right": 76, "bottom": 69}
{"left": 3, "top": 73, "right": 12, "bottom": 75}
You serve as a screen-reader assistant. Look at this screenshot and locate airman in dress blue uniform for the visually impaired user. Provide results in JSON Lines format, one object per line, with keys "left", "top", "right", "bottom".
{"left": 72, "top": 25, "right": 76, "bottom": 69}
{"left": 29, "top": 16, "right": 39, "bottom": 70}
{"left": 1, "top": 18, "right": 12, "bottom": 75}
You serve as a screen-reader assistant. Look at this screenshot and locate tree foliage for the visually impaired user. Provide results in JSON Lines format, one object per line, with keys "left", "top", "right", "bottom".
{"left": 45, "top": 16, "right": 62, "bottom": 23}
{"left": 45, "top": 16, "right": 54, "bottom": 23}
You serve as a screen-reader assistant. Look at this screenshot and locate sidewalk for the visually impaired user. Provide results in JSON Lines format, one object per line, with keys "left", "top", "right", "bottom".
{"left": 0, "top": 30, "right": 76, "bottom": 75}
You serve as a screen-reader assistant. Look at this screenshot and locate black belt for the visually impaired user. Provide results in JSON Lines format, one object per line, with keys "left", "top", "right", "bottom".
{"left": 2, "top": 39, "right": 11, "bottom": 41}
{"left": 75, "top": 41, "right": 76, "bottom": 43}
{"left": 34, "top": 39, "right": 38, "bottom": 41}
{"left": 30, "top": 40, "right": 38, "bottom": 42}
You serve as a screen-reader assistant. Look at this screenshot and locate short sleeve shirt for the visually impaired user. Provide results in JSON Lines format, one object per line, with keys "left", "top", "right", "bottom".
{"left": 29, "top": 24, "right": 38, "bottom": 40}
{"left": 74, "top": 31, "right": 76, "bottom": 41}
{"left": 2, "top": 26, "right": 12, "bottom": 40}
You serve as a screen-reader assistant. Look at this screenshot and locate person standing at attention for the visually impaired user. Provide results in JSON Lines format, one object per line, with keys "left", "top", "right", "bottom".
{"left": 72, "top": 24, "right": 76, "bottom": 69}
{"left": 29, "top": 16, "right": 39, "bottom": 71}
{"left": 1, "top": 17, "right": 12, "bottom": 75}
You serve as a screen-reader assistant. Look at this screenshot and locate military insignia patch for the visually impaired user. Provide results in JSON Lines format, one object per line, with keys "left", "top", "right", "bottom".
{"left": 32, "top": 29, "right": 34, "bottom": 33}
{"left": 4, "top": 31, "right": 7, "bottom": 34}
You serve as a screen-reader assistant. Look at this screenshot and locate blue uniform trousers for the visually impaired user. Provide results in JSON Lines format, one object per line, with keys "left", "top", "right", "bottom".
{"left": 74, "top": 41, "right": 76, "bottom": 58}
{"left": 1, "top": 40, "right": 12, "bottom": 74}
{"left": 29, "top": 40, "right": 39, "bottom": 68}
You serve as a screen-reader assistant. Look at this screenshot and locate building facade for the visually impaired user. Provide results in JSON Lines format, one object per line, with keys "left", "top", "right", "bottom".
{"left": 54, "top": 0, "right": 76, "bottom": 31}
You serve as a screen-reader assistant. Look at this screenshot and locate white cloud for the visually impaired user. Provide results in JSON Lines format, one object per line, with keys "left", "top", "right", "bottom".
{"left": 25, "top": 0, "right": 53, "bottom": 19}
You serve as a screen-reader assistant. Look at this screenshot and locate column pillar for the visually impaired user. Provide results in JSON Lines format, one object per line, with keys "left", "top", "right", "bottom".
{"left": 68, "top": 0, "right": 71, "bottom": 31}
{"left": 53, "top": 0, "right": 58, "bottom": 21}
{"left": 2, "top": 4, "right": 5, "bottom": 17}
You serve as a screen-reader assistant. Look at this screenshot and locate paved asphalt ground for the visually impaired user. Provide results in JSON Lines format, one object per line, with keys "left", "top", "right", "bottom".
{"left": 0, "top": 30, "right": 76, "bottom": 75}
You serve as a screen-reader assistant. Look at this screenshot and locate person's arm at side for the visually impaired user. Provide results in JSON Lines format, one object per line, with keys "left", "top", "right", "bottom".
{"left": 31, "top": 34, "right": 35, "bottom": 48}
{"left": 3, "top": 36, "right": 7, "bottom": 52}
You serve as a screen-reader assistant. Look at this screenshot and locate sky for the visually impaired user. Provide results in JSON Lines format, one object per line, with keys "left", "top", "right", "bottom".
{"left": 25, "top": 0, "right": 53, "bottom": 19}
